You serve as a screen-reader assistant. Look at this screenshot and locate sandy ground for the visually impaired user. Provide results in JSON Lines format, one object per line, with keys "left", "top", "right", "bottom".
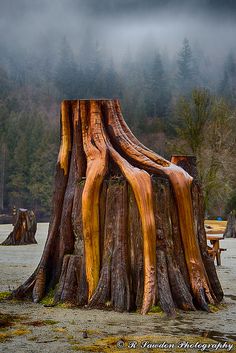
{"left": 0, "top": 223, "right": 235, "bottom": 353}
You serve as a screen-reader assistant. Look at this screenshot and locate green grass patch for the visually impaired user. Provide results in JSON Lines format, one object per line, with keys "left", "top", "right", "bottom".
{"left": 21, "top": 319, "right": 59, "bottom": 327}
{"left": 70, "top": 346, "right": 82, "bottom": 352}
{"left": 149, "top": 305, "right": 163, "bottom": 314}
{"left": 57, "top": 302, "right": 75, "bottom": 308}
{"left": 40, "top": 289, "right": 55, "bottom": 306}
{"left": 44, "top": 319, "right": 59, "bottom": 325}
{"left": 0, "top": 291, "right": 11, "bottom": 301}
{"left": 0, "top": 327, "right": 31, "bottom": 343}
{"left": 52, "top": 327, "right": 67, "bottom": 333}
{"left": 208, "top": 304, "right": 220, "bottom": 313}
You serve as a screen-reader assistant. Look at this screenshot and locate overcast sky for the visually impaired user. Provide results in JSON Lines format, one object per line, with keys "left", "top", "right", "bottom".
{"left": 0, "top": 0, "right": 235, "bottom": 63}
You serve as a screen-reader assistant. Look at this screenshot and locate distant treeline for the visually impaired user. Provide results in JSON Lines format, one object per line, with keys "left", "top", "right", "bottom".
{"left": 0, "top": 38, "right": 236, "bottom": 219}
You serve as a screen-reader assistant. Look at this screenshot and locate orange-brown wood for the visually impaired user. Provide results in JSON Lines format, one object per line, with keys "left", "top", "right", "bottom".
{"left": 12, "top": 99, "right": 223, "bottom": 315}
{"left": 58, "top": 101, "right": 72, "bottom": 175}
{"left": 80, "top": 100, "right": 108, "bottom": 299}
{"left": 106, "top": 142, "right": 157, "bottom": 314}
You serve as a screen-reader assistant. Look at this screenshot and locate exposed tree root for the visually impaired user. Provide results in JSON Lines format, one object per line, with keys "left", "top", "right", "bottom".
{"left": 80, "top": 100, "right": 108, "bottom": 299}
{"left": 101, "top": 125, "right": 156, "bottom": 313}
{"left": 103, "top": 100, "right": 216, "bottom": 310}
{"left": 12, "top": 99, "right": 223, "bottom": 315}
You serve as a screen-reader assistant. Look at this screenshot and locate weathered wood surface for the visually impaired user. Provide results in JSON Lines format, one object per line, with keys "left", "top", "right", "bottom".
{"left": 1, "top": 208, "right": 37, "bottom": 245}
{"left": 171, "top": 155, "right": 223, "bottom": 303}
{"left": 12, "top": 100, "right": 223, "bottom": 315}
{"left": 224, "top": 211, "right": 236, "bottom": 238}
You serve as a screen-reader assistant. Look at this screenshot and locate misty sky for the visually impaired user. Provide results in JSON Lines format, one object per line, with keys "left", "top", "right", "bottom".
{"left": 0, "top": 0, "right": 236, "bottom": 63}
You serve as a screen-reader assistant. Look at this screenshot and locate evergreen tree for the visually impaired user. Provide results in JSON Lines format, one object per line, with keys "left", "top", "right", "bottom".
{"left": 120, "top": 57, "right": 146, "bottom": 127}
{"left": 8, "top": 130, "right": 31, "bottom": 208}
{"left": 177, "top": 38, "right": 195, "bottom": 94}
{"left": 175, "top": 88, "right": 212, "bottom": 155}
{"left": 54, "top": 37, "right": 79, "bottom": 99}
{"left": 28, "top": 129, "right": 59, "bottom": 218}
{"left": 219, "top": 52, "right": 236, "bottom": 105}
{"left": 144, "top": 53, "right": 171, "bottom": 118}
{"left": 0, "top": 68, "right": 11, "bottom": 211}
{"left": 0, "top": 67, "right": 10, "bottom": 100}
{"left": 88, "top": 43, "right": 105, "bottom": 97}
{"left": 103, "top": 59, "right": 122, "bottom": 98}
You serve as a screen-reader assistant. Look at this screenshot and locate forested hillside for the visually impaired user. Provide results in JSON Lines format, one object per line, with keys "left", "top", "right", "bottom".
{"left": 0, "top": 0, "right": 236, "bottom": 220}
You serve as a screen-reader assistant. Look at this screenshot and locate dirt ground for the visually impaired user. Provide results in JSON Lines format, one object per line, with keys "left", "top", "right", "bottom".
{"left": 0, "top": 223, "right": 235, "bottom": 353}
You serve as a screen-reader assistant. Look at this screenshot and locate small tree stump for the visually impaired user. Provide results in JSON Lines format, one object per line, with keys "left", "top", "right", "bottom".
{"left": 224, "top": 211, "right": 236, "bottom": 238}
{"left": 1, "top": 209, "right": 37, "bottom": 245}
{"left": 12, "top": 100, "right": 223, "bottom": 315}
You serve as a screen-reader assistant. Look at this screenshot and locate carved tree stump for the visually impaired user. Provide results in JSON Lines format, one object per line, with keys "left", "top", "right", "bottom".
{"left": 12, "top": 100, "right": 223, "bottom": 315}
{"left": 1, "top": 208, "right": 37, "bottom": 245}
{"left": 224, "top": 211, "right": 236, "bottom": 238}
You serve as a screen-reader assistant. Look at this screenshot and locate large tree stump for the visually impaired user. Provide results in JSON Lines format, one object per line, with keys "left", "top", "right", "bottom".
{"left": 1, "top": 208, "right": 37, "bottom": 245}
{"left": 224, "top": 211, "right": 236, "bottom": 238}
{"left": 12, "top": 100, "right": 223, "bottom": 315}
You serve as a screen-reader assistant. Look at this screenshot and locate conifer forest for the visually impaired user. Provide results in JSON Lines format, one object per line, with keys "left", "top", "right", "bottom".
{"left": 0, "top": 0, "right": 236, "bottom": 220}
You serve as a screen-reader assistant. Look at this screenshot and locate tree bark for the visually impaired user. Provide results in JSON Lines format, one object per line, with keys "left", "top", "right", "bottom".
{"left": 224, "top": 211, "right": 236, "bottom": 238}
{"left": 12, "top": 100, "right": 223, "bottom": 315}
{"left": 171, "top": 155, "right": 223, "bottom": 303}
{"left": 1, "top": 208, "right": 37, "bottom": 245}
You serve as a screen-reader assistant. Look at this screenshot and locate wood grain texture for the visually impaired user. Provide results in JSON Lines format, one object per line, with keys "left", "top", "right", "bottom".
{"left": 12, "top": 99, "right": 223, "bottom": 315}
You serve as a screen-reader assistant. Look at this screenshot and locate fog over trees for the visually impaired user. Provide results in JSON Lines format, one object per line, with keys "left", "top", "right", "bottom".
{"left": 0, "top": 0, "right": 236, "bottom": 218}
